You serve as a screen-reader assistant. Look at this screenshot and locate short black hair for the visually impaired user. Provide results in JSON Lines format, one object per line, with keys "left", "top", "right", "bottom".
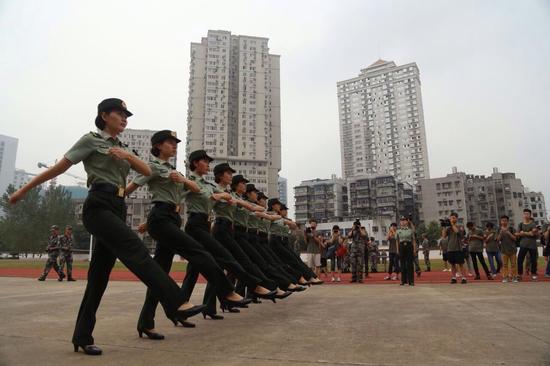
{"left": 390, "top": 223, "right": 397, "bottom": 228}
{"left": 95, "top": 114, "right": 106, "bottom": 130}
{"left": 188, "top": 160, "right": 197, "bottom": 171}
{"left": 500, "top": 215, "right": 509, "bottom": 220}
{"left": 485, "top": 222, "right": 495, "bottom": 229}
{"left": 214, "top": 171, "right": 224, "bottom": 183}
{"left": 450, "top": 212, "right": 458, "bottom": 218}
{"left": 466, "top": 222, "right": 474, "bottom": 229}
{"left": 332, "top": 225, "right": 340, "bottom": 231}
{"left": 523, "top": 208, "right": 532, "bottom": 214}
{"left": 150, "top": 146, "right": 160, "bottom": 157}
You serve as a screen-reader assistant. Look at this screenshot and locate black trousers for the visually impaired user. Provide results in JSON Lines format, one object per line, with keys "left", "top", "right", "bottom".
{"left": 72, "top": 191, "right": 184, "bottom": 346}
{"left": 137, "top": 205, "right": 235, "bottom": 330}
{"left": 256, "top": 232, "right": 300, "bottom": 284}
{"left": 269, "top": 235, "right": 316, "bottom": 280}
{"left": 237, "top": 229, "right": 293, "bottom": 290}
{"left": 388, "top": 252, "right": 400, "bottom": 274}
{"left": 470, "top": 251, "right": 490, "bottom": 278}
{"left": 213, "top": 221, "right": 277, "bottom": 293}
{"left": 180, "top": 214, "right": 261, "bottom": 314}
{"left": 517, "top": 247, "right": 538, "bottom": 275}
{"left": 398, "top": 242, "right": 414, "bottom": 285}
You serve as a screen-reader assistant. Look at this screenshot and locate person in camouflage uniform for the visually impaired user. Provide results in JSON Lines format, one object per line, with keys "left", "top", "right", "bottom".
{"left": 347, "top": 220, "right": 366, "bottom": 283}
{"left": 38, "top": 225, "right": 65, "bottom": 281}
{"left": 59, "top": 225, "right": 76, "bottom": 281}
{"left": 421, "top": 233, "right": 431, "bottom": 272}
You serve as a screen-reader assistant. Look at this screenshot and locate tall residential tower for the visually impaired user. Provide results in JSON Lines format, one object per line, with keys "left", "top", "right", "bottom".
{"left": 337, "top": 59, "right": 430, "bottom": 185}
{"left": 186, "top": 30, "right": 281, "bottom": 195}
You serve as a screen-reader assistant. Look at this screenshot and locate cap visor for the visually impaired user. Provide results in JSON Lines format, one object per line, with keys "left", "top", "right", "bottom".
{"left": 123, "top": 109, "right": 133, "bottom": 117}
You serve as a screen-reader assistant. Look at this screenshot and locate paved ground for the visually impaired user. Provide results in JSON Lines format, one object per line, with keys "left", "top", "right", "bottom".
{"left": 1, "top": 277, "right": 549, "bottom": 366}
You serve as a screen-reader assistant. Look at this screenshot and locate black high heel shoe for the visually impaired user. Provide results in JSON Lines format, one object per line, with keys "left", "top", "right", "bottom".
{"left": 174, "top": 319, "right": 196, "bottom": 328}
{"left": 202, "top": 311, "right": 224, "bottom": 320}
{"left": 220, "top": 304, "right": 241, "bottom": 313}
{"left": 252, "top": 289, "right": 277, "bottom": 303}
{"left": 172, "top": 304, "right": 206, "bottom": 326}
{"left": 274, "top": 291, "right": 292, "bottom": 299}
{"left": 137, "top": 328, "right": 165, "bottom": 340}
{"left": 288, "top": 285, "right": 306, "bottom": 292}
{"left": 73, "top": 344, "right": 102, "bottom": 356}
{"left": 220, "top": 297, "right": 252, "bottom": 309}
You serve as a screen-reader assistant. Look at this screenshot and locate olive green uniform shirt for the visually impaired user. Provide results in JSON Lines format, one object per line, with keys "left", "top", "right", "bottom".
{"left": 468, "top": 228, "right": 484, "bottom": 253}
{"left": 184, "top": 172, "right": 221, "bottom": 214}
{"left": 396, "top": 228, "right": 414, "bottom": 243}
{"left": 133, "top": 157, "right": 185, "bottom": 205}
{"left": 64, "top": 131, "right": 132, "bottom": 187}
{"left": 485, "top": 230, "right": 499, "bottom": 252}
{"left": 499, "top": 228, "right": 517, "bottom": 255}
{"left": 519, "top": 221, "right": 537, "bottom": 249}
{"left": 213, "top": 185, "right": 235, "bottom": 221}
{"left": 446, "top": 228, "right": 462, "bottom": 252}
{"left": 232, "top": 192, "right": 249, "bottom": 227}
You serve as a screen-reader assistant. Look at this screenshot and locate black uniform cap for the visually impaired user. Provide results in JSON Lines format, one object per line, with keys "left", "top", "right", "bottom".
{"left": 246, "top": 183, "right": 258, "bottom": 193}
{"left": 257, "top": 192, "right": 268, "bottom": 201}
{"left": 151, "top": 130, "right": 181, "bottom": 145}
{"left": 267, "top": 198, "right": 282, "bottom": 210}
{"left": 213, "top": 163, "right": 236, "bottom": 176}
{"left": 231, "top": 174, "right": 249, "bottom": 186}
{"left": 280, "top": 204, "right": 289, "bottom": 211}
{"left": 98, "top": 98, "right": 133, "bottom": 117}
{"left": 188, "top": 150, "right": 213, "bottom": 164}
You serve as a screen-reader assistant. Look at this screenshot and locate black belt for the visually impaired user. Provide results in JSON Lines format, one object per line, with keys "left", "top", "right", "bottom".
{"left": 188, "top": 212, "right": 209, "bottom": 220}
{"left": 258, "top": 232, "right": 268, "bottom": 239}
{"left": 234, "top": 225, "right": 248, "bottom": 233}
{"left": 214, "top": 217, "right": 233, "bottom": 226}
{"left": 89, "top": 183, "right": 125, "bottom": 198}
{"left": 153, "top": 201, "right": 181, "bottom": 213}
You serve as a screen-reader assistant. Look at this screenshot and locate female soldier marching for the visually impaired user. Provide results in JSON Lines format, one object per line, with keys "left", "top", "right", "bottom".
{"left": 9, "top": 99, "right": 203, "bottom": 356}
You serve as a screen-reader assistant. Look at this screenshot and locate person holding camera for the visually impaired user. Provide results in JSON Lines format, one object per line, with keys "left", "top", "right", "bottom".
{"left": 441, "top": 213, "right": 468, "bottom": 284}
{"left": 348, "top": 219, "right": 366, "bottom": 283}
{"left": 384, "top": 223, "right": 400, "bottom": 281}
{"left": 396, "top": 216, "right": 417, "bottom": 286}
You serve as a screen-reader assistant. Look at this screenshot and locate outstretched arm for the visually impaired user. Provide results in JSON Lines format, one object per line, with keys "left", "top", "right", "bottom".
{"left": 9, "top": 158, "right": 73, "bottom": 204}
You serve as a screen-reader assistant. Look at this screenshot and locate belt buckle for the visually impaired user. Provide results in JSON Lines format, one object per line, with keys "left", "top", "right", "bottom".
{"left": 175, "top": 205, "right": 181, "bottom": 213}
{"left": 117, "top": 187, "right": 125, "bottom": 197}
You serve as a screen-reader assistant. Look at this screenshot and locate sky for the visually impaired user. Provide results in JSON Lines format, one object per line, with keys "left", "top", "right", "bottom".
{"left": 1, "top": 0, "right": 549, "bottom": 218}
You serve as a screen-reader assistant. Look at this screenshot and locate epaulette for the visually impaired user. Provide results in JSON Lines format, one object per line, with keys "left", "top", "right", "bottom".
{"left": 90, "top": 131, "right": 102, "bottom": 138}
{"left": 207, "top": 182, "right": 217, "bottom": 188}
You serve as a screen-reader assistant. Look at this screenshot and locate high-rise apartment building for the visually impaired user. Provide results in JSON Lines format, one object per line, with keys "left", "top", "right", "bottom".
{"left": 337, "top": 59, "right": 430, "bottom": 185}
{"left": 186, "top": 30, "right": 281, "bottom": 195}
{"left": 278, "top": 176, "right": 287, "bottom": 204}
{"left": 0, "top": 134, "right": 18, "bottom": 196}
{"left": 523, "top": 190, "right": 547, "bottom": 226}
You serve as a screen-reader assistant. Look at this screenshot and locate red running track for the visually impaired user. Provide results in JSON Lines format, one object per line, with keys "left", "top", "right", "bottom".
{"left": 1, "top": 268, "right": 548, "bottom": 284}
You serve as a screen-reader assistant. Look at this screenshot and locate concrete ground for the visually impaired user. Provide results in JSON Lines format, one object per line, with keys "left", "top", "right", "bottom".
{"left": 1, "top": 277, "right": 549, "bottom": 366}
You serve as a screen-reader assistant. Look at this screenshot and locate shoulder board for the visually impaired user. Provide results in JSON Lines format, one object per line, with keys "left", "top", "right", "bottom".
{"left": 90, "top": 131, "right": 102, "bottom": 138}
{"left": 207, "top": 182, "right": 217, "bottom": 188}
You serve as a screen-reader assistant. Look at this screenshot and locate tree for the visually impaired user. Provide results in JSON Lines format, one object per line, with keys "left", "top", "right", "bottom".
{"left": 415, "top": 221, "right": 441, "bottom": 248}
{"left": 0, "top": 185, "right": 43, "bottom": 253}
{"left": 0, "top": 184, "right": 77, "bottom": 254}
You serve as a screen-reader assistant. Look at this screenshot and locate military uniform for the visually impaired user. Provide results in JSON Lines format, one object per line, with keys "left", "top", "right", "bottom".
{"left": 396, "top": 226, "right": 415, "bottom": 285}
{"left": 349, "top": 230, "right": 365, "bottom": 282}
{"left": 421, "top": 238, "right": 431, "bottom": 272}
{"left": 180, "top": 162, "right": 261, "bottom": 313}
{"left": 67, "top": 100, "right": 187, "bottom": 353}
{"left": 468, "top": 227, "right": 491, "bottom": 279}
{"left": 58, "top": 231, "right": 75, "bottom": 281}
{"left": 38, "top": 228, "right": 65, "bottom": 281}
{"left": 135, "top": 141, "right": 236, "bottom": 330}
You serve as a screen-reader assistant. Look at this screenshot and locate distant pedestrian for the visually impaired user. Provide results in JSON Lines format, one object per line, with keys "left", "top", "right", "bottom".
{"left": 38, "top": 225, "right": 65, "bottom": 281}
{"left": 384, "top": 223, "right": 400, "bottom": 281}
{"left": 58, "top": 225, "right": 76, "bottom": 281}
{"left": 421, "top": 233, "right": 431, "bottom": 272}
